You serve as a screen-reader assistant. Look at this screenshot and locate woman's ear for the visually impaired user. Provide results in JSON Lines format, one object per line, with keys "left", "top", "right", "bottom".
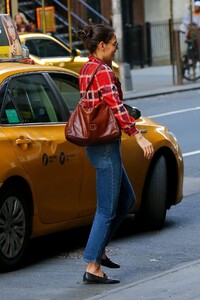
{"left": 99, "top": 41, "right": 105, "bottom": 50}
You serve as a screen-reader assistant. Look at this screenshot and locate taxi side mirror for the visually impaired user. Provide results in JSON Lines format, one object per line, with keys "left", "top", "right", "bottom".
{"left": 124, "top": 104, "right": 141, "bottom": 120}
{"left": 71, "top": 48, "right": 81, "bottom": 57}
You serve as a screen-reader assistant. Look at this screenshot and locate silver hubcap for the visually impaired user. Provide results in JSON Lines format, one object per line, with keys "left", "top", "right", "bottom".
{"left": 0, "top": 197, "right": 26, "bottom": 259}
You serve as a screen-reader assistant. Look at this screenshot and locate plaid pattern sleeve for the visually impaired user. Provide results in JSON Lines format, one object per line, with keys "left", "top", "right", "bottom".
{"left": 79, "top": 56, "right": 139, "bottom": 136}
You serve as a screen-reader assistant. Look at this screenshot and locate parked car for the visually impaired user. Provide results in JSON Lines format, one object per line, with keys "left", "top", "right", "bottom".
{"left": 0, "top": 15, "right": 183, "bottom": 272}
{"left": 19, "top": 32, "right": 120, "bottom": 77}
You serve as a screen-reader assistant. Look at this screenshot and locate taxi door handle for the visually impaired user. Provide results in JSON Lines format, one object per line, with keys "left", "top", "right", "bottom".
{"left": 16, "top": 138, "right": 32, "bottom": 145}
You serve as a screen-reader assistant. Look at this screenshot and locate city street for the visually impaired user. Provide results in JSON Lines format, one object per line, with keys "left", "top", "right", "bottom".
{"left": 1, "top": 0, "right": 199, "bottom": 298}
{"left": 0, "top": 89, "right": 200, "bottom": 300}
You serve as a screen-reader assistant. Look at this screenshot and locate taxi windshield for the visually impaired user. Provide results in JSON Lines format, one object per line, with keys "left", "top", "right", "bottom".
{"left": 24, "top": 38, "right": 71, "bottom": 58}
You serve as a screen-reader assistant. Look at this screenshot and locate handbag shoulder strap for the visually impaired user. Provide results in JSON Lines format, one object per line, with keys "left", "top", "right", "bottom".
{"left": 81, "top": 64, "right": 101, "bottom": 100}
{"left": 85, "top": 64, "right": 101, "bottom": 92}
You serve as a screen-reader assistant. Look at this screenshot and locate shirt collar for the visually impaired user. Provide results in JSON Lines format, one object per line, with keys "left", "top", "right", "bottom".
{"left": 88, "top": 55, "right": 105, "bottom": 65}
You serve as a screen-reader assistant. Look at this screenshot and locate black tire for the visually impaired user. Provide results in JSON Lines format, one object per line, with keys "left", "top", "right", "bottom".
{"left": 182, "top": 63, "right": 200, "bottom": 81}
{"left": 0, "top": 185, "right": 31, "bottom": 272}
{"left": 137, "top": 155, "right": 168, "bottom": 230}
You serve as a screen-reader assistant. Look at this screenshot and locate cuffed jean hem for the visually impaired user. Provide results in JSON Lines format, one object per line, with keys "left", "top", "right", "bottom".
{"left": 83, "top": 258, "right": 102, "bottom": 264}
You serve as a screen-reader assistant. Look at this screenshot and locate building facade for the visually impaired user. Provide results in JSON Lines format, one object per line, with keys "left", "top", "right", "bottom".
{"left": 2, "top": 0, "right": 192, "bottom": 66}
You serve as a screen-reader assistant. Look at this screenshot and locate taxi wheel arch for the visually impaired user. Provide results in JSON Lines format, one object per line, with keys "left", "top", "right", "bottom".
{"left": 137, "top": 154, "right": 168, "bottom": 230}
{"left": 0, "top": 181, "right": 33, "bottom": 272}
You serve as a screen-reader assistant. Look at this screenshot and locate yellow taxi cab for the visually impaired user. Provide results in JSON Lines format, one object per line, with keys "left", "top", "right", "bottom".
{"left": 0, "top": 15, "right": 183, "bottom": 271}
{"left": 19, "top": 32, "right": 120, "bottom": 77}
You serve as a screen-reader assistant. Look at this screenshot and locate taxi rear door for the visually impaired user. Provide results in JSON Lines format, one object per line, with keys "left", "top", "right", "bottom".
{"left": 0, "top": 72, "right": 83, "bottom": 224}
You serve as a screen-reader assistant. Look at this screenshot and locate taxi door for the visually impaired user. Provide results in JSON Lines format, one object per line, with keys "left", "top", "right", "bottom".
{"left": 48, "top": 72, "right": 98, "bottom": 218}
{"left": 0, "top": 72, "right": 83, "bottom": 224}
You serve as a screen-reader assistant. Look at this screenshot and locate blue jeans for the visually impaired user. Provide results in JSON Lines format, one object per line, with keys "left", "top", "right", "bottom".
{"left": 84, "top": 140, "right": 135, "bottom": 264}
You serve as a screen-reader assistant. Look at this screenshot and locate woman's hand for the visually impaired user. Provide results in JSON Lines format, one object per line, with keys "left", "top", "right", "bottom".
{"left": 134, "top": 132, "right": 154, "bottom": 159}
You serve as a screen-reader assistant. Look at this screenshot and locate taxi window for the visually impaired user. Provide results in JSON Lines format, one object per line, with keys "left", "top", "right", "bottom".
{"left": 49, "top": 73, "right": 80, "bottom": 112}
{"left": 25, "top": 38, "right": 71, "bottom": 58}
{"left": 0, "top": 74, "right": 63, "bottom": 124}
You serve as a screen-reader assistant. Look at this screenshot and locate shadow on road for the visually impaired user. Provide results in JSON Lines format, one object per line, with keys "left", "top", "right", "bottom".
{"left": 23, "top": 215, "right": 176, "bottom": 269}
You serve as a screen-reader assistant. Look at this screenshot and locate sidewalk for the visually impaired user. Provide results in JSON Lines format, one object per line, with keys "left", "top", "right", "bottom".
{"left": 87, "top": 259, "right": 200, "bottom": 300}
{"left": 87, "top": 65, "right": 200, "bottom": 300}
{"left": 123, "top": 65, "right": 200, "bottom": 100}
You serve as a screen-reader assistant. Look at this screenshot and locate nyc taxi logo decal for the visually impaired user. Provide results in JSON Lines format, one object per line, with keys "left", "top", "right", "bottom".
{"left": 42, "top": 152, "right": 74, "bottom": 166}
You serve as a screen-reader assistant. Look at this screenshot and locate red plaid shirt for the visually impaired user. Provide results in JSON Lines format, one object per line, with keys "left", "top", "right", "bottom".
{"left": 79, "top": 56, "right": 139, "bottom": 136}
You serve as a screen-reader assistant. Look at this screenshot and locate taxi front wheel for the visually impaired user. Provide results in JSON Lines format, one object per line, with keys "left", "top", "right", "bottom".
{"left": 0, "top": 185, "right": 31, "bottom": 272}
{"left": 136, "top": 155, "right": 168, "bottom": 230}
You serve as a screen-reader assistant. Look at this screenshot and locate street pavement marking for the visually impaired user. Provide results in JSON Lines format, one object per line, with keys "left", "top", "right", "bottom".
{"left": 183, "top": 150, "right": 200, "bottom": 157}
{"left": 147, "top": 107, "right": 200, "bottom": 158}
{"left": 147, "top": 106, "right": 200, "bottom": 118}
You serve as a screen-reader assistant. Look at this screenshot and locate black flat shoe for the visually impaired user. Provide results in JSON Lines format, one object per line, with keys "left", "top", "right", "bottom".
{"left": 101, "top": 256, "right": 120, "bottom": 268}
{"left": 83, "top": 272, "right": 120, "bottom": 284}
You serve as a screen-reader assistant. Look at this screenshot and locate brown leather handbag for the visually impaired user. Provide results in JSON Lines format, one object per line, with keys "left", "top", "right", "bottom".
{"left": 65, "top": 65, "right": 121, "bottom": 147}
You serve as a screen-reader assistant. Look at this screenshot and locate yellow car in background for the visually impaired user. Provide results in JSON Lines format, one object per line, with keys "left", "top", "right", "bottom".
{"left": 19, "top": 33, "right": 120, "bottom": 77}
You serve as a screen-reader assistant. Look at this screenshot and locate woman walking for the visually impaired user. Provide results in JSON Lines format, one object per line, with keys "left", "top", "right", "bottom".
{"left": 77, "top": 24, "right": 154, "bottom": 284}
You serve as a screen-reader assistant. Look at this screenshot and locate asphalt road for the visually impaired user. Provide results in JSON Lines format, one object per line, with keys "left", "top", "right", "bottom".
{"left": 126, "top": 89, "right": 200, "bottom": 195}
{"left": 0, "top": 90, "right": 200, "bottom": 300}
{"left": 0, "top": 193, "right": 199, "bottom": 300}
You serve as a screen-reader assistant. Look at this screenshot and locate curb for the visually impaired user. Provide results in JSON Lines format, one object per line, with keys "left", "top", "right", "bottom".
{"left": 86, "top": 259, "right": 200, "bottom": 300}
{"left": 123, "top": 83, "right": 200, "bottom": 100}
